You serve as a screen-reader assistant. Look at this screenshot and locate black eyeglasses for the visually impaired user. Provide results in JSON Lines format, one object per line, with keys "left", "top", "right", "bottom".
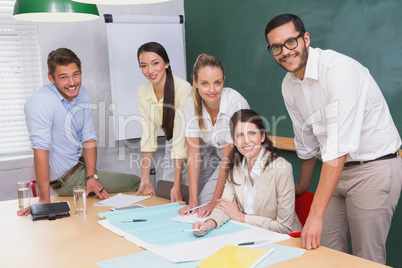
{"left": 267, "top": 32, "right": 305, "bottom": 56}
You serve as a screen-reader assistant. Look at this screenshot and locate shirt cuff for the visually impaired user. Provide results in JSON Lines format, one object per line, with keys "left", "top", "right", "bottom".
{"left": 81, "top": 134, "right": 97, "bottom": 143}
{"left": 140, "top": 144, "right": 158, "bottom": 152}
{"left": 171, "top": 148, "right": 187, "bottom": 159}
{"left": 31, "top": 142, "right": 52, "bottom": 151}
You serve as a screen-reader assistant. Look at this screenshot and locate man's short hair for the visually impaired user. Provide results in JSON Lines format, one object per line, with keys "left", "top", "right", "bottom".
{"left": 265, "top": 13, "right": 306, "bottom": 43}
{"left": 47, "top": 48, "right": 81, "bottom": 77}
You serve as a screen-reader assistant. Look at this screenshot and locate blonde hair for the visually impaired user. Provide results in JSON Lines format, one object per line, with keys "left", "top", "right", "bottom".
{"left": 191, "top": 53, "right": 225, "bottom": 132}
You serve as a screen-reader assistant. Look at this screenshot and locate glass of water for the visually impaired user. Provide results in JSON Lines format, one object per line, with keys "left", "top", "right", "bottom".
{"left": 73, "top": 186, "right": 86, "bottom": 215}
{"left": 17, "top": 181, "right": 30, "bottom": 209}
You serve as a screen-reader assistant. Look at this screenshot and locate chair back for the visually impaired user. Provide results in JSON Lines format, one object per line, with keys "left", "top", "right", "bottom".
{"left": 30, "top": 180, "right": 37, "bottom": 197}
{"left": 295, "top": 191, "right": 315, "bottom": 226}
{"left": 156, "top": 180, "right": 189, "bottom": 204}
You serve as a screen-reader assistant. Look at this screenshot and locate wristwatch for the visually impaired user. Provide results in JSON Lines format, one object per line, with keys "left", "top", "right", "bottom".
{"left": 86, "top": 174, "right": 99, "bottom": 180}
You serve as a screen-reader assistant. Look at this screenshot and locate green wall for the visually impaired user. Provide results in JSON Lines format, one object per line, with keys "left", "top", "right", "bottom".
{"left": 184, "top": 0, "right": 402, "bottom": 267}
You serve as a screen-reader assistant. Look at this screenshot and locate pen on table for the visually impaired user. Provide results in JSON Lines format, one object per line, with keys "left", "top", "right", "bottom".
{"left": 182, "top": 228, "right": 207, "bottom": 232}
{"left": 189, "top": 203, "right": 208, "bottom": 212}
{"left": 120, "top": 219, "right": 147, "bottom": 222}
{"left": 238, "top": 240, "right": 270, "bottom": 246}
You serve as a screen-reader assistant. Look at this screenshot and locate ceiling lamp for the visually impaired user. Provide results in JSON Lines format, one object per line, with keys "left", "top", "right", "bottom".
{"left": 72, "top": 0, "right": 170, "bottom": 5}
{"left": 13, "top": 0, "right": 99, "bottom": 22}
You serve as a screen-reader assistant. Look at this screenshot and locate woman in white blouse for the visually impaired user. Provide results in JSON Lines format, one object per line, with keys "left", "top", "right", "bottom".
{"left": 134, "top": 42, "right": 191, "bottom": 202}
{"left": 193, "top": 109, "right": 302, "bottom": 234}
{"left": 179, "top": 54, "right": 249, "bottom": 217}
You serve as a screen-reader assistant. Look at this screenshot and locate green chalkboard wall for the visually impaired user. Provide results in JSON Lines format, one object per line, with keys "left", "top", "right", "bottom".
{"left": 184, "top": 0, "right": 402, "bottom": 267}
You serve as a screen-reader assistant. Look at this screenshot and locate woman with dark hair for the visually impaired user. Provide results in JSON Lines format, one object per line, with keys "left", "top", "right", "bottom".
{"left": 134, "top": 42, "right": 191, "bottom": 202}
{"left": 192, "top": 109, "right": 302, "bottom": 235}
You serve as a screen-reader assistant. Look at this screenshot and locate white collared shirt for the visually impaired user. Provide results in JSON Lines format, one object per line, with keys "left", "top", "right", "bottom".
{"left": 242, "top": 148, "right": 265, "bottom": 215}
{"left": 184, "top": 87, "right": 249, "bottom": 158}
{"left": 282, "top": 47, "right": 401, "bottom": 162}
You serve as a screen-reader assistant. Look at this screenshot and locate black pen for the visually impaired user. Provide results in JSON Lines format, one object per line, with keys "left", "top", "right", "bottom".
{"left": 238, "top": 240, "right": 270, "bottom": 246}
{"left": 120, "top": 219, "right": 147, "bottom": 222}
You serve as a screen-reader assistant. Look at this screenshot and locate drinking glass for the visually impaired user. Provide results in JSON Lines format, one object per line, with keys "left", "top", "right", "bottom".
{"left": 17, "top": 181, "right": 30, "bottom": 209}
{"left": 73, "top": 186, "right": 86, "bottom": 215}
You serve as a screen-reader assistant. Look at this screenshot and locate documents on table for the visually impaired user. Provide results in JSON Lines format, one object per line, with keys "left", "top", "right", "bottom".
{"left": 96, "top": 244, "right": 305, "bottom": 268}
{"left": 98, "top": 202, "right": 291, "bottom": 263}
{"left": 169, "top": 213, "right": 208, "bottom": 224}
{"left": 196, "top": 245, "right": 274, "bottom": 268}
{"left": 99, "top": 202, "right": 248, "bottom": 249}
{"left": 145, "top": 221, "right": 290, "bottom": 263}
{"left": 94, "top": 193, "right": 150, "bottom": 207}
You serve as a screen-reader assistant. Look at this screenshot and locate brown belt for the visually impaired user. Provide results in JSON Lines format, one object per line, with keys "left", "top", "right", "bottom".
{"left": 50, "top": 160, "right": 82, "bottom": 190}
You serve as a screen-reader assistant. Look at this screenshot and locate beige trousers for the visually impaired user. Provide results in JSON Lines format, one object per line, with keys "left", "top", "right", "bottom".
{"left": 321, "top": 156, "right": 402, "bottom": 264}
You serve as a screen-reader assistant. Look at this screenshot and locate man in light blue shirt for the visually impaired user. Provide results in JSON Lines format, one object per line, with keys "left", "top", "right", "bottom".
{"left": 18, "top": 48, "right": 140, "bottom": 216}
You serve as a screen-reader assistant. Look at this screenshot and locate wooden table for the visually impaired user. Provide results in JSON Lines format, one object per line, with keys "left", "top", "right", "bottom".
{"left": 1, "top": 194, "right": 388, "bottom": 268}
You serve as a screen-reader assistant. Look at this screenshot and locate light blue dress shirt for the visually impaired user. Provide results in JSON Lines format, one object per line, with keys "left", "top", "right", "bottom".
{"left": 24, "top": 83, "right": 97, "bottom": 181}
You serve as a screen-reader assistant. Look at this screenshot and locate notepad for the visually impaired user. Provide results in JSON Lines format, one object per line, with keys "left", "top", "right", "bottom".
{"left": 196, "top": 245, "right": 274, "bottom": 268}
{"left": 94, "top": 193, "right": 149, "bottom": 207}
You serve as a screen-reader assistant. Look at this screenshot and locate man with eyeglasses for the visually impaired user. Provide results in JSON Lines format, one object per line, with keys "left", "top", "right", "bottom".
{"left": 264, "top": 13, "right": 401, "bottom": 264}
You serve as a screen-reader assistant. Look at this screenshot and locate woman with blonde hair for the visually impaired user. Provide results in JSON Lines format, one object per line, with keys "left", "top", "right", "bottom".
{"left": 179, "top": 54, "right": 249, "bottom": 217}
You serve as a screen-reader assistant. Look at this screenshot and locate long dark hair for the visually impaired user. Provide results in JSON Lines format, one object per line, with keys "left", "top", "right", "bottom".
{"left": 227, "top": 109, "right": 280, "bottom": 184}
{"left": 137, "top": 42, "right": 175, "bottom": 141}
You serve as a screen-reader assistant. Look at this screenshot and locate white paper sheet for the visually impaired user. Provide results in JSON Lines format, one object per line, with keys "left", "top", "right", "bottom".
{"left": 169, "top": 213, "right": 207, "bottom": 224}
{"left": 94, "top": 193, "right": 150, "bottom": 207}
{"left": 98, "top": 218, "right": 290, "bottom": 263}
{"left": 150, "top": 221, "right": 290, "bottom": 262}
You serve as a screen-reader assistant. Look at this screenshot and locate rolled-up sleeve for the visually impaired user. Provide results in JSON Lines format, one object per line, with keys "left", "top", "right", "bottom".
{"left": 79, "top": 96, "right": 97, "bottom": 143}
{"left": 24, "top": 94, "right": 53, "bottom": 151}
{"left": 321, "top": 62, "right": 367, "bottom": 162}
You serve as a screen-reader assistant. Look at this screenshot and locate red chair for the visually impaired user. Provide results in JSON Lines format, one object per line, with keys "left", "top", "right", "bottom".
{"left": 289, "top": 191, "right": 315, "bottom": 237}
{"left": 30, "top": 180, "right": 37, "bottom": 197}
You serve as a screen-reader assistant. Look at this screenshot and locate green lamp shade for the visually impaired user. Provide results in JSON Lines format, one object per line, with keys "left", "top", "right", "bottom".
{"left": 13, "top": 0, "right": 99, "bottom": 22}
{"left": 72, "top": 0, "right": 170, "bottom": 5}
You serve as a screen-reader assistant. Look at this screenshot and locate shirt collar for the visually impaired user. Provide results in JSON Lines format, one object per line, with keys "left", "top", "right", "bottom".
{"left": 289, "top": 46, "right": 319, "bottom": 82}
{"left": 241, "top": 148, "right": 265, "bottom": 178}
{"left": 219, "top": 88, "right": 228, "bottom": 115}
{"left": 201, "top": 88, "right": 228, "bottom": 117}
{"left": 145, "top": 85, "right": 161, "bottom": 103}
{"left": 48, "top": 83, "right": 81, "bottom": 104}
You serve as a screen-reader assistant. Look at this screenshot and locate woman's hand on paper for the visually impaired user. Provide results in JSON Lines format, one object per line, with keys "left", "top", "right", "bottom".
{"left": 192, "top": 219, "right": 216, "bottom": 237}
{"left": 178, "top": 203, "right": 197, "bottom": 216}
{"left": 197, "top": 203, "right": 215, "bottom": 218}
